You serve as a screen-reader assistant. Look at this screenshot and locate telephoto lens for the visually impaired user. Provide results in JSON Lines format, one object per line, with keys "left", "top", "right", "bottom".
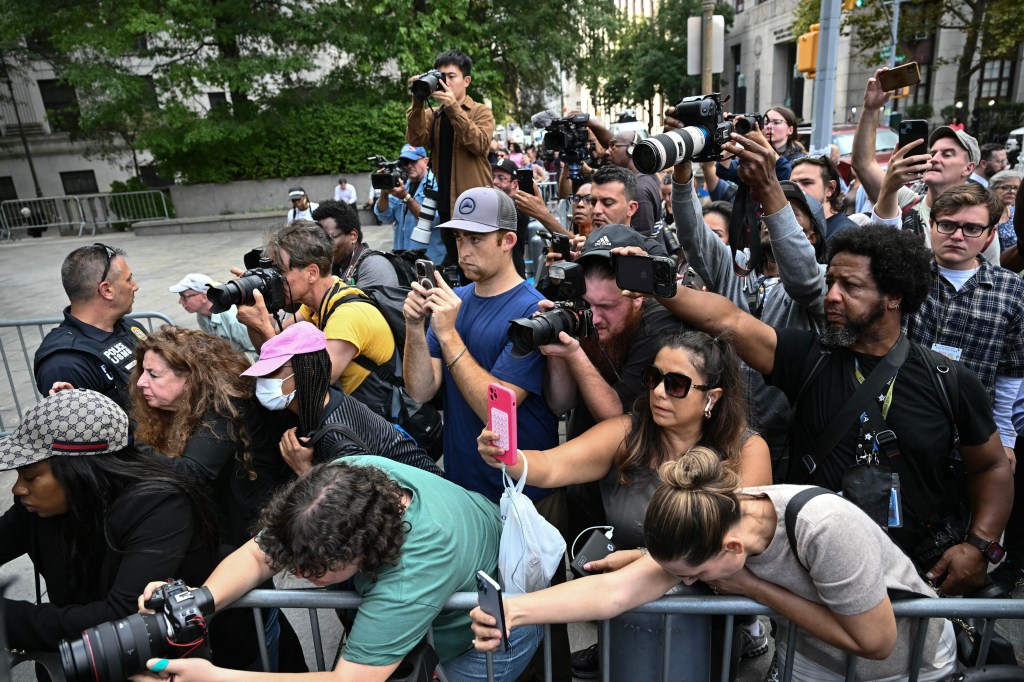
{"left": 411, "top": 188, "right": 439, "bottom": 244}
{"left": 632, "top": 127, "right": 710, "bottom": 174}
{"left": 508, "top": 307, "right": 582, "bottom": 359}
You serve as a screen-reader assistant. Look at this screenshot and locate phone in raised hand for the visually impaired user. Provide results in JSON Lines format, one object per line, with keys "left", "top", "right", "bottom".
{"left": 487, "top": 383, "right": 518, "bottom": 466}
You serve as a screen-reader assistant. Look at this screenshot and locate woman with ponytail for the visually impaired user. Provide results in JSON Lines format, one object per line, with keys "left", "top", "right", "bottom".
{"left": 471, "top": 447, "right": 958, "bottom": 681}
{"left": 244, "top": 321, "right": 440, "bottom": 477}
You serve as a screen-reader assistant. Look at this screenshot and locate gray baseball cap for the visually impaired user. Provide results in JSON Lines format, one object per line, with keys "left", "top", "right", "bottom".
{"left": 0, "top": 390, "right": 129, "bottom": 471}
{"left": 929, "top": 126, "right": 981, "bottom": 165}
{"left": 438, "top": 187, "right": 518, "bottom": 233}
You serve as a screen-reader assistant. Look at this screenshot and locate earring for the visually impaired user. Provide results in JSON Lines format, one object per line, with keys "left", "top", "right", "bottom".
{"left": 704, "top": 397, "right": 714, "bottom": 419}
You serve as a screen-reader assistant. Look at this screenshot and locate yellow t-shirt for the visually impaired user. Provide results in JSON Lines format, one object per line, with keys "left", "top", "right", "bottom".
{"left": 301, "top": 278, "right": 396, "bottom": 394}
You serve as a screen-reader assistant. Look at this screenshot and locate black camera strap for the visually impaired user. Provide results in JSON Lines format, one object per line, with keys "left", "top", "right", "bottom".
{"left": 729, "top": 182, "right": 759, "bottom": 278}
{"left": 795, "top": 334, "right": 909, "bottom": 480}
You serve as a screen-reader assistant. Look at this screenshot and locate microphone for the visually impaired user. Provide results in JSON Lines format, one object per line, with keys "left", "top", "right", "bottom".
{"left": 531, "top": 110, "right": 559, "bottom": 130}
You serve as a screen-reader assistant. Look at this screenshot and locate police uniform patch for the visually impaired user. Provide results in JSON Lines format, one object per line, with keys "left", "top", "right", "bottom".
{"left": 131, "top": 326, "right": 148, "bottom": 340}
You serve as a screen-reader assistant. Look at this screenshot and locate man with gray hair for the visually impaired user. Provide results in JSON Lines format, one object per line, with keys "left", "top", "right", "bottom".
{"left": 34, "top": 243, "right": 145, "bottom": 410}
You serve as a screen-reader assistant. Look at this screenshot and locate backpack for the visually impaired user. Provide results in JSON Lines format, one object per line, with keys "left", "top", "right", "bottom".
{"left": 364, "top": 249, "right": 426, "bottom": 288}
{"left": 323, "top": 285, "right": 411, "bottom": 384}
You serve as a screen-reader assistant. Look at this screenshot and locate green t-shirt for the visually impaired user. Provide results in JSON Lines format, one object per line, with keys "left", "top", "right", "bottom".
{"left": 340, "top": 455, "right": 502, "bottom": 665}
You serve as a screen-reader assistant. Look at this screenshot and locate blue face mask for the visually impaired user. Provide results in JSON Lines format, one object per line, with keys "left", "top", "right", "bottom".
{"left": 255, "top": 374, "right": 295, "bottom": 411}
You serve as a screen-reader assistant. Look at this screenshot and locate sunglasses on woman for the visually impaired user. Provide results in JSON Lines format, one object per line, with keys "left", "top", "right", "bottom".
{"left": 642, "top": 365, "right": 709, "bottom": 399}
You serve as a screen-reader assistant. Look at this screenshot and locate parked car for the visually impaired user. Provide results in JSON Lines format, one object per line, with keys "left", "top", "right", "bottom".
{"left": 1005, "top": 126, "right": 1023, "bottom": 167}
{"left": 796, "top": 124, "right": 897, "bottom": 182}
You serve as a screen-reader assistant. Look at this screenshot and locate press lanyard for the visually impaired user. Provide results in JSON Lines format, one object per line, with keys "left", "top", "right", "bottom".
{"left": 854, "top": 357, "right": 897, "bottom": 463}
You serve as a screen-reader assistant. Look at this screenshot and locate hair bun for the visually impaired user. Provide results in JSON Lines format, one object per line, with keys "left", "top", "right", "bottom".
{"left": 659, "top": 446, "right": 738, "bottom": 494}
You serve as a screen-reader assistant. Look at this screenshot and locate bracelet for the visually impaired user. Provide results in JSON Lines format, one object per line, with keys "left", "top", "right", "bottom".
{"left": 447, "top": 347, "right": 468, "bottom": 371}
{"left": 403, "top": 194, "right": 413, "bottom": 204}
{"left": 638, "top": 547, "right": 648, "bottom": 556}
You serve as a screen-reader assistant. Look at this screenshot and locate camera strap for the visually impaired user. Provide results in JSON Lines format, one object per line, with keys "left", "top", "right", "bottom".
{"left": 729, "top": 182, "right": 760, "bottom": 277}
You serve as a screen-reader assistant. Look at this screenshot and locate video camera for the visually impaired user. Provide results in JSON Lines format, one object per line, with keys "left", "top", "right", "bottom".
{"left": 508, "top": 262, "right": 594, "bottom": 358}
{"left": 543, "top": 113, "right": 593, "bottom": 180}
{"left": 633, "top": 93, "right": 762, "bottom": 173}
{"left": 207, "top": 248, "right": 288, "bottom": 315}
{"left": 59, "top": 580, "right": 215, "bottom": 682}
{"left": 368, "top": 155, "right": 409, "bottom": 190}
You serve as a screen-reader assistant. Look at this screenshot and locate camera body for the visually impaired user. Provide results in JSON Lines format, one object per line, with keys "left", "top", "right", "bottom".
{"left": 411, "top": 69, "right": 447, "bottom": 102}
{"left": 508, "top": 262, "right": 594, "bottom": 358}
{"left": 207, "top": 249, "right": 288, "bottom": 315}
{"left": 368, "top": 155, "right": 409, "bottom": 190}
{"left": 59, "top": 580, "right": 215, "bottom": 682}
{"left": 728, "top": 112, "right": 764, "bottom": 136}
{"left": 632, "top": 93, "right": 733, "bottom": 174}
{"left": 543, "top": 114, "right": 592, "bottom": 179}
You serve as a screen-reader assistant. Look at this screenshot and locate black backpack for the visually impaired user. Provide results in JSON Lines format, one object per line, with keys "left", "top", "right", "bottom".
{"left": 365, "top": 249, "right": 426, "bottom": 289}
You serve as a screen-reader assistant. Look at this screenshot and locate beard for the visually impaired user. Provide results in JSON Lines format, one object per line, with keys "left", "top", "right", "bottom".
{"left": 821, "top": 297, "right": 886, "bottom": 348}
{"left": 579, "top": 304, "right": 643, "bottom": 379}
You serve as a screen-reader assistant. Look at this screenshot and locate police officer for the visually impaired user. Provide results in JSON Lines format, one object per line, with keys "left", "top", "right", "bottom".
{"left": 34, "top": 243, "right": 146, "bottom": 410}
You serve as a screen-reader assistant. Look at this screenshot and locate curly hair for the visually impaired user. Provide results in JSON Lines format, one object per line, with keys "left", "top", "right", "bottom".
{"left": 256, "top": 461, "right": 409, "bottom": 581}
{"left": 130, "top": 326, "right": 257, "bottom": 478}
{"left": 312, "top": 199, "right": 362, "bottom": 241}
{"left": 617, "top": 331, "right": 748, "bottom": 485}
{"left": 643, "top": 446, "right": 742, "bottom": 565}
{"left": 826, "top": 224, "right": 933, "bottom": 314}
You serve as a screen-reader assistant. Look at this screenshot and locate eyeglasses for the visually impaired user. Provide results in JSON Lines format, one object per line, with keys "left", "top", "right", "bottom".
{"left": 933, "top": 220, "right": 990, "bottom": 238}
{"left": 569, "top": 193, "right": 592, "bottom": 205}
{"left": 994, "top": 184, "right": 1019, "bottom": 193}
{"left": 764, "top": 118, "right": 788, "bottom": 127}
{"left": 94, "top": 243, "right": 116, "bottom": 283}
{"left": 641, "top": 365, "right": 709, "bottom": 399}
{"left": 179, "top": 291, "right": 203, "bottom": 301}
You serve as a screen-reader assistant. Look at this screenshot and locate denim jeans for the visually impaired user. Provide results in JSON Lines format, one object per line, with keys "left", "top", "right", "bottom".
{"left": 442, "top": 624, "right": 543, "bottom": 682}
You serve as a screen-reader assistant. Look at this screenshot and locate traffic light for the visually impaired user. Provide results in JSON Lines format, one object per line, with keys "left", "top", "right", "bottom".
{"left": 842, "top": 0, "right": 863, "bottom": 10}
{"left": 797, "top": 24, "right": 819, "bottom": 78}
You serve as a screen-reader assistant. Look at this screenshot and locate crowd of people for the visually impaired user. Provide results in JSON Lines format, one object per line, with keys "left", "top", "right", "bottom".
{"left": 2, "top": 47, "right": 1023, "bottom": 682}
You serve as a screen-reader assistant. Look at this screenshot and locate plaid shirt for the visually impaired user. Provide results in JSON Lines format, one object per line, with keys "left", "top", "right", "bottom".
{"left": 904, "top": 258, "right": 1024, "bottom": 403}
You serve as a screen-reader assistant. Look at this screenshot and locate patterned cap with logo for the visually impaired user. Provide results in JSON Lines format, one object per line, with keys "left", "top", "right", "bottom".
{"left": 0, "top": 389, "right": 129, "bottom": 471}
{"left": 438, "top": 187, "right": 518, "bottom": 233}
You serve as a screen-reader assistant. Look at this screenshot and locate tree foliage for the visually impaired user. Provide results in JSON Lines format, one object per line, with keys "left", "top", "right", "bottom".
{"left": 1, "top": 0, "right": 617, "bottom": 182}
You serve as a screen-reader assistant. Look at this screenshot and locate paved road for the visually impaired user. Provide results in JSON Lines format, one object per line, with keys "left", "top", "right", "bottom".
{"left": 2, "top": 227, "right": 1020, "bottom": 680}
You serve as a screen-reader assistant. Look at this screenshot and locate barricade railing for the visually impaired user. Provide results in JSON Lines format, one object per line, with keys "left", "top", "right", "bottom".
{"left": 229, "top": 589, "right": 1024, "bottom": 682}
{"left": 0, "top": 312, "right": 174, "bottom": 435}
{"left": 0, "top": 190, "right": 170, "bottom": 241}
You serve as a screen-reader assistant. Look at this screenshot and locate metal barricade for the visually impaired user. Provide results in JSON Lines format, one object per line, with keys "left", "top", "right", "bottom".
{"left": 0, "top": 190, "right": 170, "bottom": 241}
{"left": 0, "top": 312, "right": 174, "bottom": 435}
{"left": 228, "top": 590, "right": 1024, "bottom": 682}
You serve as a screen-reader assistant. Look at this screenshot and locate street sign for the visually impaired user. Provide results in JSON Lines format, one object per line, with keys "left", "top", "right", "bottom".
{"left": 687, "top": 15, "right": 725, "bottom": 76}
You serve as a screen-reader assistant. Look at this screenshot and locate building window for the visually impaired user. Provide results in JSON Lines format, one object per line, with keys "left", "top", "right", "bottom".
{"left": 736, "top": 0, "right": 744, "bottom": 12}
{"left": 0, "top": 177, "right": 16, "bottom": 202}
{"left": 208, "top": 92, "right": 228, "bottom": 111}
{"left": 979, "top": 59, "right": 1014, "bottom": 101}
{"left": 60, "top": 171, "right": 99, "bottom": 195}
{"left": 37, "top": 79, "right": 80, "bottom": 133}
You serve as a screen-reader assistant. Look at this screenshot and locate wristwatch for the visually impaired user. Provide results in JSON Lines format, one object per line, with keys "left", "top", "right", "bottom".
{"left": 402, "top": 194, "right": 413, "bottom": 204}
{"left": 964, "top": 533, "right": 1006, "bottom": 563}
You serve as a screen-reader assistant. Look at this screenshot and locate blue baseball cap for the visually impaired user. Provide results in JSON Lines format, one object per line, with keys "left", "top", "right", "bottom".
{"left": 399, "top": 145, "right": 427, "bottom": 162}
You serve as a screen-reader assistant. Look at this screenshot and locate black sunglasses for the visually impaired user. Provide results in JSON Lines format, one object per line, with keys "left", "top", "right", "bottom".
{"left": 642, "top": 365, "right": 709, "bottom": 399}
{"left": 94, "top": 243, "right": 116, "bottom": 283}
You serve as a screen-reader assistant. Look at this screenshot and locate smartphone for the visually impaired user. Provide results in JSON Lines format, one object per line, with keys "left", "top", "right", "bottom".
{"left": 475, "top": 571, "right": 510, "bottom": 651}
{"left": 415, "top": 259, "right": 435, "bottom": 289}
{"left": 487, "top": 383, "right": 518, "bottom": 466}
{"left": 516, "top": 168, "right": 535, "bottom": 196}
{"left": 613, "top": 253, "right": 678, "bottom": 298}
{"left": 569, "top": 529, "right": 617, "bottom": 578}
{"left": 548, "top": 232, "right": 572, "bottom": 262}
{"left": 898, "top": 119, "right": 929, "bottom": 152}
{"left": 877, "top": 62, "right": 921, "bottom": 92}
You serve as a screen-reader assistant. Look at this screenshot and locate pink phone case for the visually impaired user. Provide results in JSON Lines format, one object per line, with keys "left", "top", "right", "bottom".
{"left": 487, "top": 383, "right": 518, "bottom": 466}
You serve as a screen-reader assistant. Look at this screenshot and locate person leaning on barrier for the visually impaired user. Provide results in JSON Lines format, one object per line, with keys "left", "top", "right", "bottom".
{"left": 470, "top": 447, "right": 959, "bottom": 682}
{"left": 0, "top": 390, "right": 262, "bottom": 669}
{"left": 240, "top": 321, "right": 440, "bottom": 478}
{"left": 133, "top": 456, "right": 543, "bottom": 682}
{"left": 34, "top": 243, "right": 145, "bottom": 411}
{"left": 234, "top": 221, "right": 397, "bottom": 420}
{"left": 170, "top": 273, "right": 258, "bottom": 362}
{"left": 311, "top": 200, "right": 399, "bottom": 288}
{"left": 626, "top": 226, "right": 1012, "bottom": 596}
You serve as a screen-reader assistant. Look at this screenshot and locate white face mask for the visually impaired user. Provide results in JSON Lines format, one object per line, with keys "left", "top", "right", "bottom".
{"left": 255, "top": 374, "right": 295, "bottom": 411}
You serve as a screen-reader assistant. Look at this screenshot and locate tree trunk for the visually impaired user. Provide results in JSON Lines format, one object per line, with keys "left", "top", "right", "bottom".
{"left": 953, "top": 0, "right": 987, "bottom": 111}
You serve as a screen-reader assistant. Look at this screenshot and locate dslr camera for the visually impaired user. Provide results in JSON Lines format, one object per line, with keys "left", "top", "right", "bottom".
{"left": 368, "top": 155, "right": 409, "bottom": 190}
{"left": 207, "top": 248, "right": 288, "bottom": 315}
{"left": 508, "top": 262, "right": 594, "bottom": 358}
{"left": 411, "top": 69, "right": 447, "bottom": 102}
{"left": 59, "top": 580, "right": 214, "bottom": 682}
{"left": 632, "top": 93, "right": 734, "bottom": 174}
{"left": 543, "top": 113, "right": 593, "bottom": 180}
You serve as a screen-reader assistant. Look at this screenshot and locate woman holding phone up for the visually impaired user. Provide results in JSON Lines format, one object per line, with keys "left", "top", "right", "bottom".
{"left": 471, "top": 448, "right": 958, "bottom": 682}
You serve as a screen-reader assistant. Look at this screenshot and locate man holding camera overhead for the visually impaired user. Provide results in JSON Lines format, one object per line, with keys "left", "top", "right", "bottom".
{"left": 406, "top": 49, "right": 495, "bottom": 270}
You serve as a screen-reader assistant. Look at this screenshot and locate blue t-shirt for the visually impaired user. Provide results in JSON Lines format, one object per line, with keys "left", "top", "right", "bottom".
{"left": 427, "top": 281, "right": 558, "bottom": 502}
